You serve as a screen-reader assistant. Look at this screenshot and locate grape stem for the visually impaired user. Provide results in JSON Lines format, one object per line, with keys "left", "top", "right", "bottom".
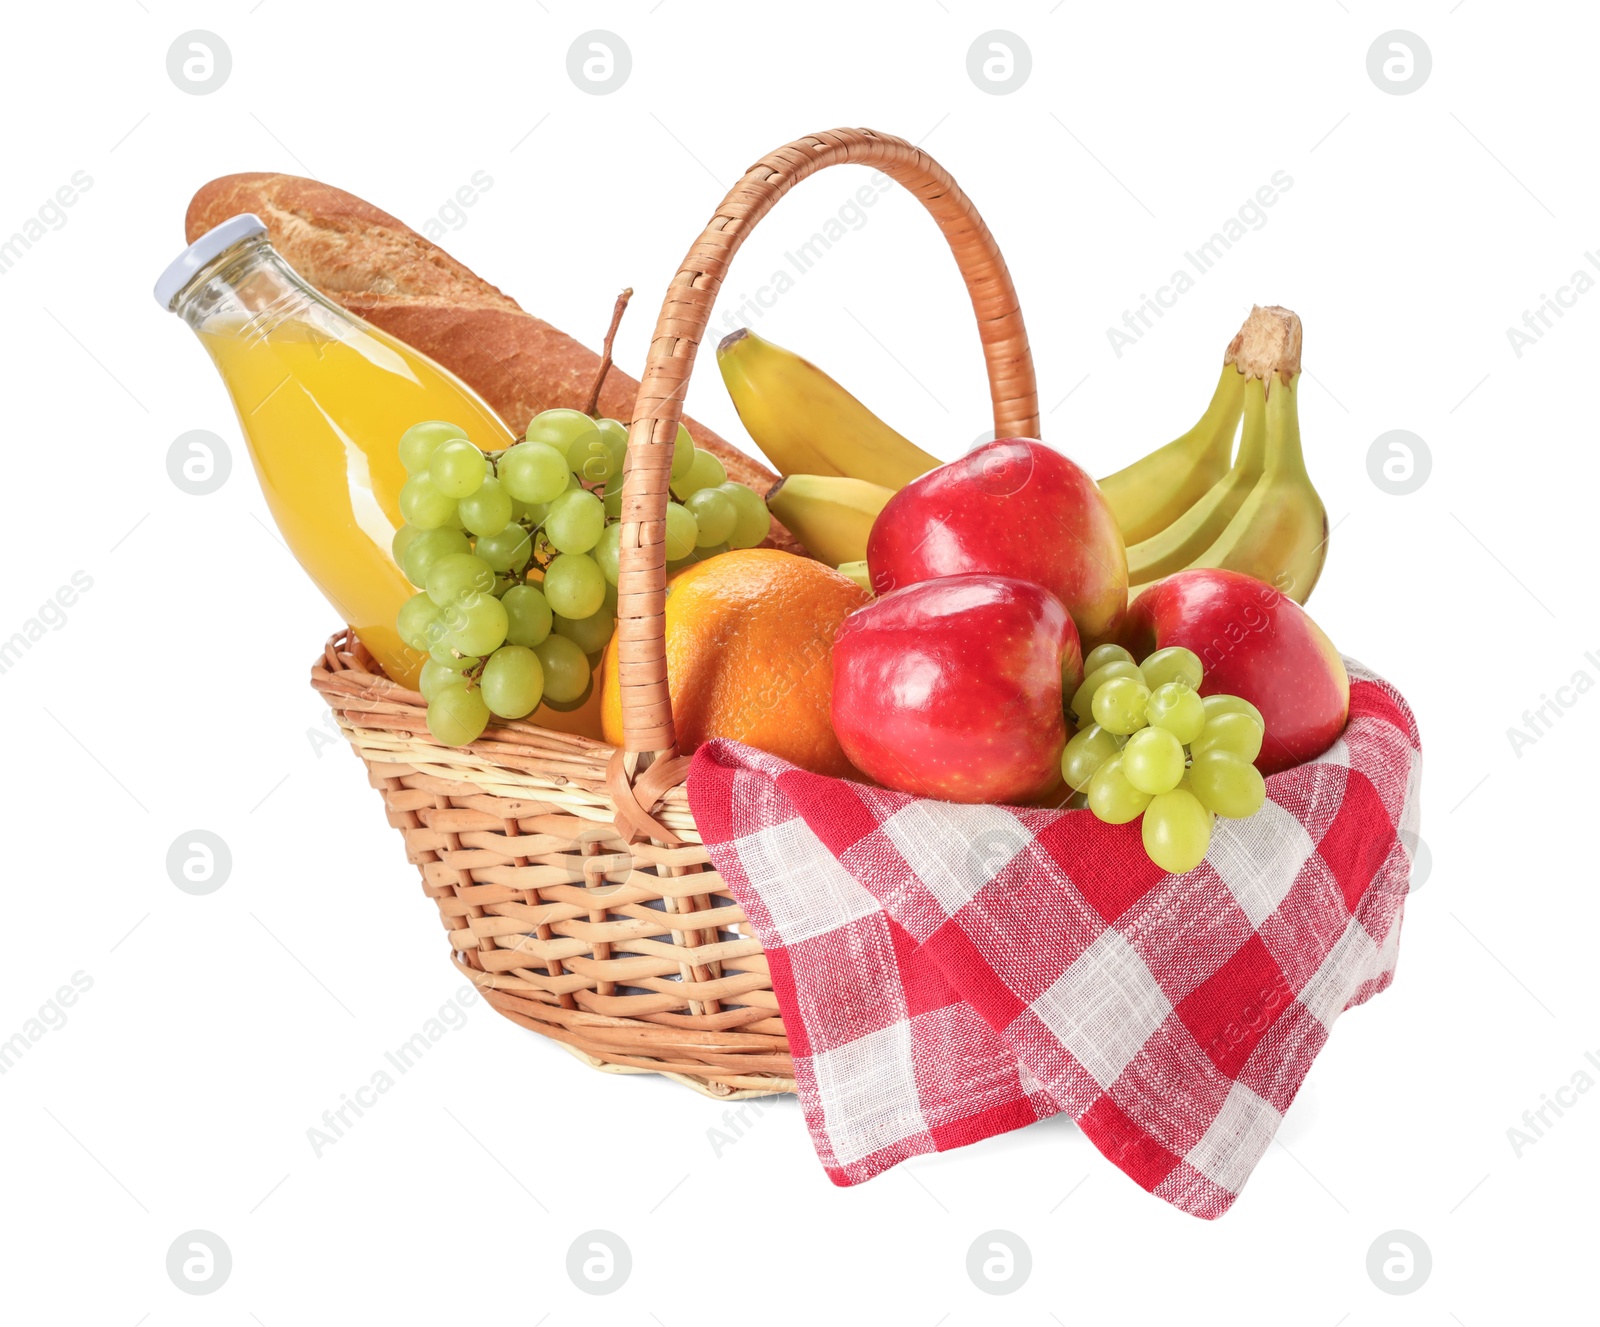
{"left": 530, "top": 528, "right": 557, "bottom": 572}
{"left": 448, "top": 652, "right": 486, "bottom": 688}
{"left": 582, "top": 287, "right": 634, "bottom": 418}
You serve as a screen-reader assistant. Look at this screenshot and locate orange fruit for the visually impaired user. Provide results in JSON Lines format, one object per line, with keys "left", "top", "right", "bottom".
{"left": 601, "top": 549, "right": 869, "bottom": 775}
{"left": 531, "top": 682, "right": 605, "bottom": 741}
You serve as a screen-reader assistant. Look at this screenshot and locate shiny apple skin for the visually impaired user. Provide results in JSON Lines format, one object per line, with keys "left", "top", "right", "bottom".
{"left": 831, "top": 574, "right": 1081, "bottom": 804}
{"left": 1119, "top": 568, "right": 1349, "bottom": 775}
{"left": 865, "top": 438, "right": 1128, "bottom": 645}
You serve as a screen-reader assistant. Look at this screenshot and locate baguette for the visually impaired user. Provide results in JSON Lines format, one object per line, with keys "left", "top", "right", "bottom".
{"left": 184, "top": 173, "right": 800, "bottom": 550}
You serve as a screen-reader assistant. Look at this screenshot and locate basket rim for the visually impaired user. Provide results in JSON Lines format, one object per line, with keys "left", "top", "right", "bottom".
{"left": 312, "top": 630, "right": 701, "bottom": 843}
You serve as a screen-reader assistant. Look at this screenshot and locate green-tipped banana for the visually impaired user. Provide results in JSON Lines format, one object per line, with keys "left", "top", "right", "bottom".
{"left": 718, "top": 328, "right": 941, "bottom": 489}
{"left": 837, "top": 560, "right": 873, "bottom": 594}
{"left": 1098, "top": 361, "right": 1246, "bottom": 545}
{"left": 1125, "top": 375, "right": 1267, "bottom": 585}
{"left": 1179, "top": 371, "right": 1328, "bottom": 604}
{"left": 764, "top": 474, "right": 894, "bottom": 568}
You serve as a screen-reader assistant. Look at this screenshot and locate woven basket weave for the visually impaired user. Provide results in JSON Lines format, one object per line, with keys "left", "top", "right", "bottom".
{"left": 311, "top": 127, "right": 1038, "bottom": 1098}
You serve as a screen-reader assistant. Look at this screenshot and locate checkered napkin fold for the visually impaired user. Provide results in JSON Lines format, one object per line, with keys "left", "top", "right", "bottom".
{"left": 684, "top": 660, "right": 1421, "bottom": 1219}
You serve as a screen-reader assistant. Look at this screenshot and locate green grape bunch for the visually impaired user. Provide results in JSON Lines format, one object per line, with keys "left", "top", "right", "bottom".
{"left": 390, "top": 410, "right": 773, "bottom": 747}
{"left": 1060, "top": 644, "right": 1270, "bottom": 874}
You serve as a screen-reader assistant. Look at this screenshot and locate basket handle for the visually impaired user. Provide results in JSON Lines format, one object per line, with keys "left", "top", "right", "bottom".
{"left": 616, "top": 127, "right": 1039, "bottom": 762}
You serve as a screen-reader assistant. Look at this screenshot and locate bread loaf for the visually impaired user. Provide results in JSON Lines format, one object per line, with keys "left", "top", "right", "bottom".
{"left": 185, "top": 174, "right": 799, "bottom": 548}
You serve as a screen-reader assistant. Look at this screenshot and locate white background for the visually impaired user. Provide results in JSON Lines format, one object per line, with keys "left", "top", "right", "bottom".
{"left": 1, "top": 1, "right": 1594, "bottom": 1321}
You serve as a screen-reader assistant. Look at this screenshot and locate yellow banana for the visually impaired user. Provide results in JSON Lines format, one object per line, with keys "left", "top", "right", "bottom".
{"left": 764, "top": 474, "right": 894, "bottom": 567}
{"left": 1124, "top": 375, "right": 1267, "bottom": 585}
{"left": 717, "top": 328, "right": 941, "bottom": 489}
{"left": 1173, "top": 372, "right": 1328, "bottom": 605}
{"left": 1098, "top": 361, "right": 1245, "bottom": 545}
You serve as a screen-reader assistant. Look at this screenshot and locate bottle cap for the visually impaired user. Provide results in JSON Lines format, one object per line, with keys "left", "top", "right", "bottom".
{"left": 153, "top": 213, "right": 269, "bottom": 310}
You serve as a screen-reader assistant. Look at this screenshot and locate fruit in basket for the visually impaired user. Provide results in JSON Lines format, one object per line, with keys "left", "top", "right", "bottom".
{"left": 499, "top": 439, "right": 572, "bottom": 504}
{"left": 668, "top": 422, "right": 697, "bottom": 485}
{"left": 1121, "top": 726, "right": 1186, "bottom": 794}
{"left": 1193, "top": 711, "right": 1264, "bottom": 763}
{"left": 831, "top": 576, "right": 1083, "bottom": 804}
{"left": 1188, "top": 751, "right": 1267, "bottom": 819}
{"left": 717, "top": 327, "right": 940, "bottom": 489}
{"left": 1125, "top": 373, "right": 1266, "bottom": 587}
{"left": 1086, "top": 754, "right": 1149, "bottom": 824}
{"left": 428, "top": 683, "right": 492, "bottom": 747}
{"left": 664, "top": 503, "right": 700, "bottom": 560}
{"left": 527, "top": 408, "right": 615, "bottom": 483}
{"left": 720, "top": 481, "right": 773, "bottom": 549}
{"left": 391, "top": 408, "right": 774, "bottom": 746}
{"left": 685, "top": 487, "right": 737, "bottom": 546}
{"left": 1113, "top": 306, "right": 1328, "bottom": 605}
{"left": 430, "top": 437, "right": 490, "bottom": 498}
{"left": 765, "top": 474, "right": 895, "bottom": 568}
{"left": 1069, "top": 659, "right": 1143, "bottom": 727}
{"left": 543, "top": 553, "right": 606, "bottom": 618}
{"left": 1142, "top": 786, "right": 1214, "bottom": 875}
{"left": 1064, "top": 641, "right": 1270, "bottom": 873}
{"left": 1140, "top": 645, "right": 1205, "bottom": 691}
{"left": 1098, "top": 358, "right": 1247, "bottom": 546}
{"left": 399, "top": 472, "right": 457, "bottom": 529}
{"left": 836, "top": 560, "right": 873, "bottom": 594}
{"left": 502, "top": 584, "right": 553, "bottom": 646}
{"left": 1184, "top": 370, "right": 1326, "bottom": 605}
{"left": 866, "top": 439, "right": 1129, "bottom": 645}
{"left": 600, "top": 550, "right": 869, "bottom": 775}
{"left": 1145, "top": 681, "right": 1205, "bottom": 743}
{"left": 546, "top": 489, "right": 606, "bottom": 554}
{"left": 479, "top": 645, "right": 544, "bottom": 719}
{"left": 1092, "top": 677, "right": 1152, "bottom": 736}
{"left": 536, "top": 634, "right": 593, "bottom": 707}
{"left": 1099, "top": 305, "right": 1282, "bottom": 548}
{"left": 442, "top": 593, "right": 508, "bottom": 658}
{"left": 1062, "top": 724, "right": 1123, "bottom": 791}
{"left": 1119, "top": 568, "right": 1348, "bottom": 775}
{"left": 673, "top": 449, "right": 728, "bottom": 501}
{"left": 1083, "top": 641, "right": 1132, "bottom": 669}
{"left": 1202, "top": 692, "right": 1265, "bottom": 730}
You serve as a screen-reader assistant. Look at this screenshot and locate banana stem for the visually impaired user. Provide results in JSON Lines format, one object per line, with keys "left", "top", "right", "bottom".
{"left": 1263, "top": 373, "right": 1307, "bottom": 476}
{"left": 1224, "top": 305, "right": 1302, "bottom": 385}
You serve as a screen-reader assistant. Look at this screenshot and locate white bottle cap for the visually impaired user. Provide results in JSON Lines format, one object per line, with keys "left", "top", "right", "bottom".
{"left": 153, "top": 213, "right": 269, "bottom": 310}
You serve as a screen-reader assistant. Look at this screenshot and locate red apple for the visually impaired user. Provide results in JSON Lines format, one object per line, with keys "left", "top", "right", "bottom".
{"left": 1119, "top": 569, "right": 1349, "bottom": 775}
{"left": 832, "top": 575, "right": 1083, "bottom": 804}
{"left": 866, "top": 439, "right": 1128, "bottom": 645}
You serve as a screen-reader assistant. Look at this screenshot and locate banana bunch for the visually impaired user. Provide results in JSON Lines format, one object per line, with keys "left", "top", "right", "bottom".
{"left": 1107, "top": 305, "right": 1327, "bottom": 605}
{"left": 716, "top": 310, "right": 1327, "bottom": 605}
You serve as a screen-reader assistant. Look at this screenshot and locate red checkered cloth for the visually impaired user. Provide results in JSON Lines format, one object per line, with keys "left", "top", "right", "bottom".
{"left": 684, "top": 660, "right": 1421, "bottom": 1219}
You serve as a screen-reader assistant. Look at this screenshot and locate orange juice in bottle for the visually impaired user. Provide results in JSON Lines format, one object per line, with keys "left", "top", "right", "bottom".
{"left": 155, "top": 215, "right": 514, "bottom": 689}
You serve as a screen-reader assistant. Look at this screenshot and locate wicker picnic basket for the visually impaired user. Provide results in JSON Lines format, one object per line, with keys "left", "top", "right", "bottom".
{"left": 310, "top": 126, "right": 1038, "bottom": 1099}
